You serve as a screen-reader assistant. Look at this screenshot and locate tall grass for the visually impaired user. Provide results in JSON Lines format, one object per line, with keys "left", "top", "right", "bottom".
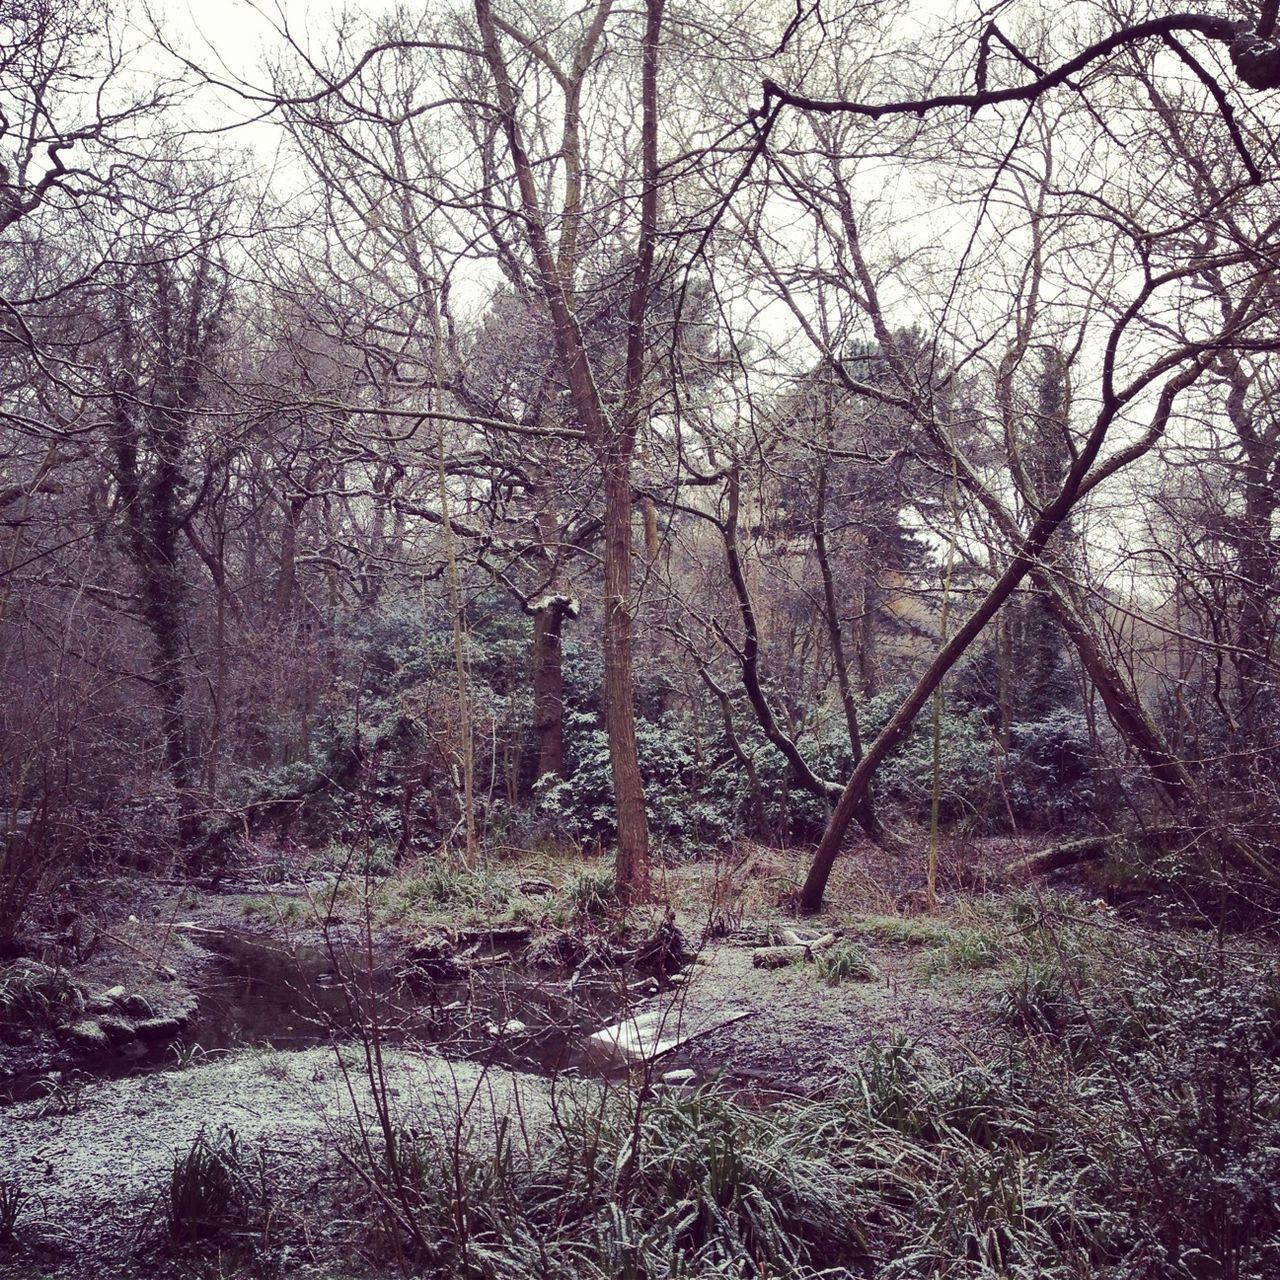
{"left": 343, "top": 1082, "right": 887, "bottom": 1279}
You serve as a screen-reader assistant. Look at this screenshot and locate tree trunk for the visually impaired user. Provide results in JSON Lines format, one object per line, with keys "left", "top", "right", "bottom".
{"left": 145, "top": 563, "right": 199, "bottom": 849}
{"left": 602, "top": 452, "right": 650, "bottom": 903}
{"left": 814, "top": 464, "right": 880, "bottom": 837}
{"left": 800, "top": 358, "right": 1218, "bottom": 912}
{"left": 274, "top": 496, "right": 304, "bottom": 623}
{"left": 473, "top": 0, "right": 659, "bottom": 903}
{"left": 529, "top": 596, "right": 572, "bottom": 781}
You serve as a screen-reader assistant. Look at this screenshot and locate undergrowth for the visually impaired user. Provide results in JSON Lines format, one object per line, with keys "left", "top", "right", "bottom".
{"left": 0, "top": 959, "right": 80, "bottom": 1027}
{"left": 338, "top": 920, "right": 1280, "bottom": 1279}
{"left": 399, "top": 864, "right": 515, "bottom": 912}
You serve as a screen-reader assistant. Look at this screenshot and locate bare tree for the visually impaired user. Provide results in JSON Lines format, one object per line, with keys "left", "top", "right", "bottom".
{"left": 726, "top": 4, "right": 1280, "bottom": 907}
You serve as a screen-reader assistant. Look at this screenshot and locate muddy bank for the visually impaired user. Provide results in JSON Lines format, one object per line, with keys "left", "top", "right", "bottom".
{"left": 3, "top": 886, "right": 995, "bottom": 1110}
{"left": 0, "top": 930, "right": 211, "bottom": 1103}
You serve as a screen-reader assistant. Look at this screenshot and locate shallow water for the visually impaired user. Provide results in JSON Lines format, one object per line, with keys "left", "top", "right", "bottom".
{"left": 192, "top": 929, "right": 627, "bottom": 1072}
{"left": 2, "top": 930, "right": 631, "bottom": 1104}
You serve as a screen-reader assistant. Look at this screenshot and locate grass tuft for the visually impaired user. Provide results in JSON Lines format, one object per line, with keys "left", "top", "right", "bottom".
{"left": 0, "top": 960, "right": 80, "bottom": 1027}
{"left": 812, "top": 940, "right": 879, "bottom": 985}
{"left": 397, "top": 863, "right": 515, "bottom": 916}
{"left": 564, "top": 867, "right": 617, "bottom": 920}
{"left": 0, "top": 1175, "right": 28, "bottom": 1244}
{"left": 167, "top": 1126, "right": 249, "bottom": 1244}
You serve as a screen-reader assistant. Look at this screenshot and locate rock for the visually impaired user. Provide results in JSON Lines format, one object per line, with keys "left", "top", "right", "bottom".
{"left": 86, "top": 984, "right": 128, "bottom": 1014}
{"left": 59, "top": 1020, "right": 109, "bottom": 1051}
{"left": 662, "top": 1068, "right": 697, "bottom": 1086}
{"left": 484, "top": 1019, "right": 528, "bottom": 1037}
{"left": 134, "top": 1015, "right": 182, "bottom": 1041}
{"left": 118, "top": 994, "right": 154, "bottom": 1018}
{"left": 97, "top": 1015, "right": 136, "bottom": 1044}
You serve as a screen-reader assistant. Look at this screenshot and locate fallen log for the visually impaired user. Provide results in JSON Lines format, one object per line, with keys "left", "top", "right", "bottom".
{"left": 1005, "top": 836, "right": 1108, "bottom": 880}
{"left": 752, "top": 932, "right": 836, "bottom": 968}
{"left": 586, "top": 1007, "right": 751, "bottom": 1066}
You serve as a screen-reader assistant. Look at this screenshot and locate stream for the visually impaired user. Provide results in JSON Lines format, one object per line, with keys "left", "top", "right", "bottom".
{"left": 2, "top": 930, "right": 636, "bottom": 1104}
{"left": 192, "top": 929, "right": 629, "bottom": 1070}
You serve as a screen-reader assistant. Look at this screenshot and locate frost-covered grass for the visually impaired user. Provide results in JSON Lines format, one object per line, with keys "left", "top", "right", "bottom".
{"left": 396, "top": 862, "right": 518, "bottom": 915}
{"left": 330, "top": 922, "right": 1280, "bottom": 1280}
{"left": 845, "top": 912, "right": 961, "bottom": 946}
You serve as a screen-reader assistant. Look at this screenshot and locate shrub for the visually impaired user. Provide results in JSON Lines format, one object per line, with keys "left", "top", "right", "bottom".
{"left": 536, "top": 710, "right": 746, "bottom": 854}
{"left": 1001, "top": 707, "right": 1097, "bottom": 826}
{"left": 312, "top": 839, "right": 397, "bottom": 879}
{"left": 861, "top": 690, "right": 996, "bottom": 824}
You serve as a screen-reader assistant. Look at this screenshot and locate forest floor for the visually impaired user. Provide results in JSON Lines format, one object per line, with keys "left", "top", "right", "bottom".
{"left": 0, "top": 833, "right": 1214, "bottom": 1278}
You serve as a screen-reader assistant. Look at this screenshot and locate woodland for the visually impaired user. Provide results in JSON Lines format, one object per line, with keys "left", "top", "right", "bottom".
{"left": 3, "top": 0, "right": 1280, "bottom": 1277}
